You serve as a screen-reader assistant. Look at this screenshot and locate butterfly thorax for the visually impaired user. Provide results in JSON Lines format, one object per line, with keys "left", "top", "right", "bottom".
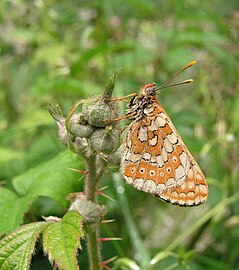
{"left": 126, "top": 83, "right": 157, "bottom": 121}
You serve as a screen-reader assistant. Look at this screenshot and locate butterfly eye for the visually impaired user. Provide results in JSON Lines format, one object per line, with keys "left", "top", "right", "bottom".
{"left": 145, "top": 83, "right": 156, "bottom": 95}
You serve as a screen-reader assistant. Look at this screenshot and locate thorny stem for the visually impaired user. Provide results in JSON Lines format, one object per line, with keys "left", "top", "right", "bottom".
{"left": 49, "top": 70, "right": 120, "bottom": 270}
{"left": 85, "top": 155, "right": 102, "bottom": 270}
{"left": 85, "top": 156, "right": 98, "bottom": 202}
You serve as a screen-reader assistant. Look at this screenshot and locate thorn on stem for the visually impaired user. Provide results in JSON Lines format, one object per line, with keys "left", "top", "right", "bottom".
{"left": 100, "top": 256, "right": 117, "bottom": 270}
{"left": 96, "top": 187, "right": 115, "bottom": 201}
{"left": 98, "top": 237, "right": 122, "bottom": 242}
{"left": 101, "top": 219, "right": 115, "bottom": 224}
{"left": 68, "top": 168, "right": 88, "bottom": 175}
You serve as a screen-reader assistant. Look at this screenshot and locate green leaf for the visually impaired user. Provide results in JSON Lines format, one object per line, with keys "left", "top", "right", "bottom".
{"left": 0, "top": 147, "right": 24, "bottom": 164}
{"left": 0, "top": 187, "right": 35, "bottom": 235}
{"left": 16, "top": 108, "right": 53, "bottom": 132}
{"left": 13, "top": 150, "right": 84, "bottom": 207}
{"left": 43, "top": 211, "right": 84, "bottom": 270}
{"left": 0, "top": 222, "right": 47, "bottom": 270}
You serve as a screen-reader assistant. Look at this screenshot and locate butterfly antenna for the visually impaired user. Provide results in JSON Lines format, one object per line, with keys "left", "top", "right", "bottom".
{"left": 155, "top": 60, "right": 197, "bottom": 91}
{"left": 158, "top": 79, "right": 194, "bottom": 90}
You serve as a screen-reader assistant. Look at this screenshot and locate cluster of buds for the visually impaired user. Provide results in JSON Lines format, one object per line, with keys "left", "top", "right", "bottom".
{"left": 48, "top": 72, "right": 123, "bottom": 270}
{"left": 47, "top": 71, "right": 122, "bottom": 164}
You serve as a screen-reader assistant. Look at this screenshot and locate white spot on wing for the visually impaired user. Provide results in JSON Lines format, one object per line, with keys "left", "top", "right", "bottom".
{"left": 188, "top": 180, "right": 195, "bottom": 189}
{"left": 175, "top": 165, "right": 185, "bottom": 180}
{"left": 125, "top": 176, "right": 133, "bottom": 184}
{"left": 156, "top": 155, "right": 164, "bottom": 167}
{"left": 149, "top": 136, "right": 157, "bottom": 146}
{"left": 179, "top": 151, "right": 190, "bottom": 176}
{"left": 180, "top": 182, "right": 187, "bottom": 190}
{"left": 164, "top": 137, "right": 173, "bottom": 153}
{"left": 123, "top": 150, "right": 131, "bottom": 160}
{"left": 178, "top": 193, "right": 186, "bottom": 205}
{"left": 167, "top": 133, "right": 178, "bottom": 144}
{"left": 195, "top": 196, "right": 201, "bottom": 205}
{"left": 159, "top": 111, "right": 167, "bottom": 120}
{"left": 187, "top": 168, "right": 193, "bottom": 179}
{"left": 142, "top": 180, "right": 156, "bottom": 193}
{"left": 148, "top": 120, "right": 158, "bottom": 131}
{"left": 142, "top": 152, "right": 151, "bottom": 160}
{"left": 186, "top": 192, "right": 195, "bottom": 205}
{"left": 155, "top": 116, "right": 166, "bottom": 127}
{"left": 128, "top": 153, "right": 141, "bottom": 162}
{"left": 138, "top": 127, "right": 148, "bottom": 141}
{"left": 133, "top": 178, "right": 144, "bottom": 189}
{"left": 157, "top": 183, "right": 166, "bottom": 192}
{"left": 170, "top": 191, "right": 178, "bottom": 203}
{"left": 180, "top": 152, "right": 187, "bottom": 168}
{"left": 166, "top": 177, "right": 176, "bottom": 187}
{"left": 161, "top": 147, "right": 168, "bottom": 162}
{"left": 199, "top": 184, "right": 208, "bottom": 196}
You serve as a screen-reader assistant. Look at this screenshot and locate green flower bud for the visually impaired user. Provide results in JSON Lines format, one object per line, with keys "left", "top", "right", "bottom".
{"left": 105, "top": 145, "right": 122, "bottom": 168}
{"left": 89, "top": 126, "right": 120, "bottom": 154}
{"left": 72, "top": 137, "right": 90, "bottom": 156}
{"left": 82, "top": 96, "right": 119, "bottom": 127}
{"left": 69, "top": 112, "right": 95, "bottom": 138}
{"left": 69, "top": 194, "right": 107, "bottom": 224}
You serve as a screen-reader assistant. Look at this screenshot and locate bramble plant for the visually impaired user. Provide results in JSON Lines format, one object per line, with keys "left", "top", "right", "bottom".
{"left": 1, "top": 1, "right": 239, "bottom": 270}
{"left": 0, "top": 71, "right": 122, "bottom": 270}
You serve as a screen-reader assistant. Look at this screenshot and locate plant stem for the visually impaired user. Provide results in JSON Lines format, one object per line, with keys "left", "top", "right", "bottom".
{"left": 85, "top": 156, "right": 97, "bottom": 202}
{"left": 85, "top": 156, "right": 102, "bottom": 270}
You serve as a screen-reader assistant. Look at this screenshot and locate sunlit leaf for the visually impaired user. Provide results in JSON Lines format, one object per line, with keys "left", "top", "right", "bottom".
{"left": 0, "top": 187, "right": 35, "bottom": 235}
{"left": 0, "top": 222, "right": 47, "bottom": 270}
{"left": 43, "top": 211, "right": 84, "bottom": 270}
{"left": 13, "top": 150, "right": 84, "bottom": 207}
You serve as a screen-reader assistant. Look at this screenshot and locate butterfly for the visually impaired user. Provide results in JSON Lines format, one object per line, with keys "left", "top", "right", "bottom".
{"left": 120, "top": 61, "right": 208, "bottom": 206}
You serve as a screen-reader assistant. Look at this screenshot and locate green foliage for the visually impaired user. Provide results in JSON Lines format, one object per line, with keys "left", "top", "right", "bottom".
{"left": 13, "top": 150, "right": 83, "bottom": 206}
{"left": 0, "top": 211, "right": 84, "bottom": 270}
{"left": 0, "top": 222, "right": 47, "bottom": 270}
{"left": 43, "top": 211, "right": 84, "bottom": 270}
{"left": 0, "top": 187, "right": 34, "bottom": 235}
{"left": 0, "top": 150, "right": 83, "bottom": 236}
{"left": 0, "top": 0, "right": 239, "bottom": 269}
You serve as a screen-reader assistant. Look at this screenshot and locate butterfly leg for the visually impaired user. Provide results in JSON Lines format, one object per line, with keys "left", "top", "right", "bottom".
{"left": 109, "top": 93, "right": 137, "bottom": 103}
{"left": 103, "top": 112, "right": 136, "bottom": 123}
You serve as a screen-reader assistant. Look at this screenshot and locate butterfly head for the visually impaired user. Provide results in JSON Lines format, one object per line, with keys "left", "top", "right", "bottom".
{"left": 127, "top": 83, "right": 157, "bottom": 120}
{"left": 140, "top": 83, "right": 157, "bottom": 96}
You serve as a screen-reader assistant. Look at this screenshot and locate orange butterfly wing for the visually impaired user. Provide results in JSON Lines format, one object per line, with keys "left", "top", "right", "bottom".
{"left": 121, "top": 101, "right": 208, "bottom": 206}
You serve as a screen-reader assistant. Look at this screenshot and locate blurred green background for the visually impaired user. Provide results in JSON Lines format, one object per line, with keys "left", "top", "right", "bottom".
{"left": 0, "top": 0, "right": 239, "bottom": 269}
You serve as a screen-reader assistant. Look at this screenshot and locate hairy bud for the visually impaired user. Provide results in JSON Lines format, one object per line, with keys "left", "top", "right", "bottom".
{"left": 69, "top": 194, "right": 107, "bottom": 224}
{"left": 48, "top": 70, "right": 122, "bottom": 159}
{"left": 89, "top": 126, "right": 120, "bottom": 154}
{"left": 69, "top": 112, "right": 95, "bottom": 138}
